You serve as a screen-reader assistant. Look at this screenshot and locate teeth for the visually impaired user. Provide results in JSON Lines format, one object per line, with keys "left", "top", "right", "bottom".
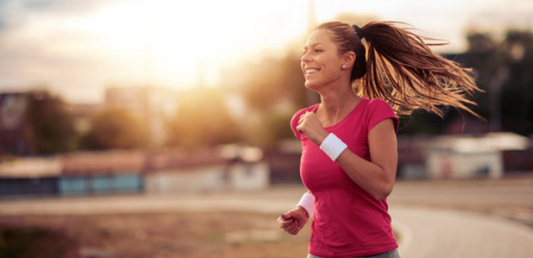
{"left": 306, "top": 69, "right": 319, "bottom": 75}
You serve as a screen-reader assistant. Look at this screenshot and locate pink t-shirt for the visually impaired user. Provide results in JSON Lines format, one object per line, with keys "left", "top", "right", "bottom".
{"left": 291, "top": 98, "right": 399, "bottom": 258}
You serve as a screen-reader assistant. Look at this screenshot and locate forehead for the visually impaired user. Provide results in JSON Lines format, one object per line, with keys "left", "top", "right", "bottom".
{"left": 305, "top": 29, "right": 336, "bottom": 47}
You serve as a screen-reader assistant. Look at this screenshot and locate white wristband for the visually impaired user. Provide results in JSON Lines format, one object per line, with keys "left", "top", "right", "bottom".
{"left": 320, "top": 133, "right": 347, "bottom": 161}
{"left": 296, "top": 192, "right": 314, "bottom": 218}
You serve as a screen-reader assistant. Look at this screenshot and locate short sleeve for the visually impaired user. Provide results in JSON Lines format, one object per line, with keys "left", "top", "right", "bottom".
{"left": 367, "top": 99, "right": 399, "bottom": 133}
{"left": 290, "top": 109, "right": 306, "bottom": 141}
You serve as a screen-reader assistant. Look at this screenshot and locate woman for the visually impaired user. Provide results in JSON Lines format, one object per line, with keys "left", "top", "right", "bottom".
{"left": 277, "top": 21, "right": 480, "bottom": 258}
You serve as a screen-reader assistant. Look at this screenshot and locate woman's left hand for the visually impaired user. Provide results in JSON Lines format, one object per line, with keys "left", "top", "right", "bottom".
{"left": 296, "top": 112, "right": 329, "bottom": 146}
{"left": 277, "top": 207, "right": 309, "bottom": 235}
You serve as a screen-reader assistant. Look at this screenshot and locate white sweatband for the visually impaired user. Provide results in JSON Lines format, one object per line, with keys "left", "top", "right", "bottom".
{"left": 296, "top": 192, "right": 314, "bottom": 218}
{"left": 320, "top": 133, "right": 347, "bottom": 161}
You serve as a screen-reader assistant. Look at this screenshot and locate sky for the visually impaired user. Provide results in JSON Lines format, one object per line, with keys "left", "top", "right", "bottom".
{"left": 0, "top": 0, "right": 532, "bottom": 104}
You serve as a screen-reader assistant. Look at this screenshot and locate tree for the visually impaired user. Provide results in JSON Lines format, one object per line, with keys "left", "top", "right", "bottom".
{"left": 82, "top": 107, "right": 148, "bottom": 150}
{"left": 399, "top": 28, "right": 533, "bottom": 136}
{"left": 26, "top": 90, "right": 76, "bottom": 154}
{"left": 165, "top": 88, "right": 240, "bottom": 148}
{"left": 499, "top": 30, "right": 533, "bottom": 135}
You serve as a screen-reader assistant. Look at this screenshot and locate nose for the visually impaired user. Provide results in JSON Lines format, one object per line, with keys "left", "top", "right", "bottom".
{"left": 301, "top": 51, "right": 310, "bottom": 63}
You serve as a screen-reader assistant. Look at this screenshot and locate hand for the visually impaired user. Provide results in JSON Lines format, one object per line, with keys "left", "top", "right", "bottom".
{"left": 296, "top": 112, "right": 329, "bottom": 146}
{"left": 277, "top": 206, "right": 309, "bottom": 235}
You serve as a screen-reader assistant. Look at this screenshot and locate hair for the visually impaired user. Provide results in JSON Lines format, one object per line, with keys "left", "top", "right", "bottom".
{"left": 316, "top": 21, "right": 481, "bottom": 117}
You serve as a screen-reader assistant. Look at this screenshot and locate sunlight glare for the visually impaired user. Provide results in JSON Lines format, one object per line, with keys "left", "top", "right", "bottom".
{"left": 70, "top": 0, "right": 308, "bottom": 88}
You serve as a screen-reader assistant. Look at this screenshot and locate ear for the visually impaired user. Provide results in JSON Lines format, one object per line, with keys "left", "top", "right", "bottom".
{"left": 342, "top": 51, "right": 356, "bottom": 69}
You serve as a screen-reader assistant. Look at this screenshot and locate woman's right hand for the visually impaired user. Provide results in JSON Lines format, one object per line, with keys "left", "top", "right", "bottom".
{"left": 277, "top": 206, "right": 309, "bottom": 235}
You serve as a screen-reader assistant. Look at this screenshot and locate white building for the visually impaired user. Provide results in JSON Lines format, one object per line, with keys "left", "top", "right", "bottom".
{"left": 425, "top": 133, "right": 529, "bottom": 179}
{"left": 144, "top": 145, "right": 269, "bottom": 194}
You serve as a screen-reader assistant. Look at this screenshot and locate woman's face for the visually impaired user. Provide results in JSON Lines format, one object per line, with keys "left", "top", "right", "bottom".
{"left": 301, "top": 29, "right": 344, "bottom": 90}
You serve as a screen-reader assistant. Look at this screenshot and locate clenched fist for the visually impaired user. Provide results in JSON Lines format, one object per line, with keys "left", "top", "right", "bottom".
{"left": 277, "top": 206, "right": 310, "bottom": 235}
{"left": 296, "top": 111, "right": 329, "bottom": 146}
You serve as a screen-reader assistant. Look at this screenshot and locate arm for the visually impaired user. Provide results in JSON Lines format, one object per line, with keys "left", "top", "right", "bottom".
{"left": 297, "top": 112, "right": 397, "bottom": 200}
{"left": 336, "top": 119, "right": 398, "bottom": 200}
{"left": 278, "top": 192, "right": 312, "bottom": 235}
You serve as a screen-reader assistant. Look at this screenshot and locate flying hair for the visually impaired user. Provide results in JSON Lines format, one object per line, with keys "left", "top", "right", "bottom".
{"left": 317, "top": 21, "right": 482, "bottom": 117}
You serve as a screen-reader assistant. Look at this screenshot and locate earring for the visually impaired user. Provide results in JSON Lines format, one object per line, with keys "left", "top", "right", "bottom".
{"left": 342, "top": 65, "right": 346, "bottom": 69}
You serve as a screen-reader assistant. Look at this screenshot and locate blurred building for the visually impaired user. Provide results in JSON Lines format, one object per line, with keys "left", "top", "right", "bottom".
{"left": 397, "top": 136, "right": 430, "bottom": 179}
{"left": 399, "top": 133, "right": 531, "bottom": 180}
{"left": 0, "top": 93, "right": 34, "bottom": 156}
{"left": 0, "top": 156, "right": 61, "bottom": 197}
{"left": 66, "top": 103, "right": 102, "bottom": 134}
{"left": 105, "top": 86, "right": 179, "bottom": 147}
{"left": 0, "top": 146, "right": 269, "bottom": 198}
{"left": 144, "top": 145, "right": 269, "bottom": 194}
{"left": 60, "top": 150, "right": 145, "bottom": 196}
{"left": 425, "top": 133, "right": 530, "bottom": 179}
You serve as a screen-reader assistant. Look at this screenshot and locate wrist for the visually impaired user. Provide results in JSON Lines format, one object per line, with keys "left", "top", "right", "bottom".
{"left": 308, "top": 129, "right": 329, "bottom": 146}
{"left": 320, "top": 133, "right": 348, "bottom": 161}
{"left": 296, "top": 192, "right": 314, "bottom": 218}
{"left": 296, "top": 206, "right": 309, "bottom": 218}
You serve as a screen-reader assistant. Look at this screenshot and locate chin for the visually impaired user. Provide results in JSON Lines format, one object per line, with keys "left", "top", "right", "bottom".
{"left": 304, "top": 80, "right": 320, "bottom": 91}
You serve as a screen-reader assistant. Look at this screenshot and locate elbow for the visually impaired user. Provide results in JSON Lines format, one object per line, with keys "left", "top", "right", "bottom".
{"left": 373, "top": 167, "right": 396, "bottom": 201}
{"left": 373, "top": 183, "right": 394, "bottom": 201}
{"left": 374, "top": 192, "right": 390, "bottom": 201}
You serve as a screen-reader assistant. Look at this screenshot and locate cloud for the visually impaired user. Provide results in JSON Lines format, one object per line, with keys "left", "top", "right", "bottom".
{"left": 0, "top": 0, "right": 143, "bottom": 102}
{"left": 1, "top": 0, "right": 532, "bottom": 104}
{"left": 0, "top": 0, "right": 311, "bottom": 104}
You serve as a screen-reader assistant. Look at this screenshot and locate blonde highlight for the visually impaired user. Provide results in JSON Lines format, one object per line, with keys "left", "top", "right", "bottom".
{"left": 318, "top": 21, "right": 481, "bottom": 117}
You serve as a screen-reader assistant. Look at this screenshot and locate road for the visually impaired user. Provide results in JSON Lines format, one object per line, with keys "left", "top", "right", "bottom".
{"left": 389, "top": 177, "right": 533, "bottom": 227}
{"left": 1, "top": 177, "right": 533, "bottom": 258}
{"left": 391, "top": 207, "right": 533, "bottom": 258}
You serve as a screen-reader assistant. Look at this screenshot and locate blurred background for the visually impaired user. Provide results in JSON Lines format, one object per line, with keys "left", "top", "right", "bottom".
{"left": 0, "top": 0, "right": 532, "bottom": 257}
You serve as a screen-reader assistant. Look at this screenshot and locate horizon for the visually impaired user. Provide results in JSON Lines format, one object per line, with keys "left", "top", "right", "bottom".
{"left": 0, "top": 0, "right": 532, "bottom": 104}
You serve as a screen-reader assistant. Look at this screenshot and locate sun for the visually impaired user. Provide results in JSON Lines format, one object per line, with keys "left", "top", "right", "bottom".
{"left": 70, "top": 0, "right": 309, "bottom": 89}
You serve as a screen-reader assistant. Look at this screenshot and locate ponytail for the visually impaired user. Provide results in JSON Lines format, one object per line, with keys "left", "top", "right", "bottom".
{"left": 317, "top": 21, "right": 481, "bottom": 117}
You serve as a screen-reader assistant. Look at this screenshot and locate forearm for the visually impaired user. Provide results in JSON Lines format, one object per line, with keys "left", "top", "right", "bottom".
{"left": 336, "top": 150, "right": 396, "bottom": 200}
{"left": 298, "top": 112, "right": 398, "bottom": 200}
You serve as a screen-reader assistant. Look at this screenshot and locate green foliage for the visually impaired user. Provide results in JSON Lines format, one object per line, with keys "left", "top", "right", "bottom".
{"left": 82, "top": 107, "right": 148, "bottom": 150}
{"left": 26, "top": 91, "right": 76, "bottom": 154}
{"left": 165, "top": 88, "right": 240, "bottom": 148}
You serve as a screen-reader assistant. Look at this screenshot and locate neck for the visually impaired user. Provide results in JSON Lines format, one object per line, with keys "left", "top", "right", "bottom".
{"left": 316, "top": 83, "right": 361, "bottom": 126}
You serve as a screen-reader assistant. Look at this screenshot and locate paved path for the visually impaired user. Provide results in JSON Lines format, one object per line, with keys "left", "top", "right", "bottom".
{"left": 1, "top": 184, "right": 533, "bottom": 258}
{"left": 391, "top": 207, "right": 533, "bottom": 258}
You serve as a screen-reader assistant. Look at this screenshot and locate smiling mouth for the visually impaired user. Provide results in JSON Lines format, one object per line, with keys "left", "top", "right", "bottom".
{"left": 305, "top": 68, "right": 320, "bottom": 76}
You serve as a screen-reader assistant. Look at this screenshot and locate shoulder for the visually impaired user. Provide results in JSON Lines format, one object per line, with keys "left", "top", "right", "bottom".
{"left": 362, "top": 98, "right": 395, "bottom": 116}
{"left": 366, "top": 98, "right": 392, "bottom": 109}
{"left": 291, "top": 104, "right": 318, "bottom": 123}
{"left": 364, "top": 98, "right": 399, "bottom": 133}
